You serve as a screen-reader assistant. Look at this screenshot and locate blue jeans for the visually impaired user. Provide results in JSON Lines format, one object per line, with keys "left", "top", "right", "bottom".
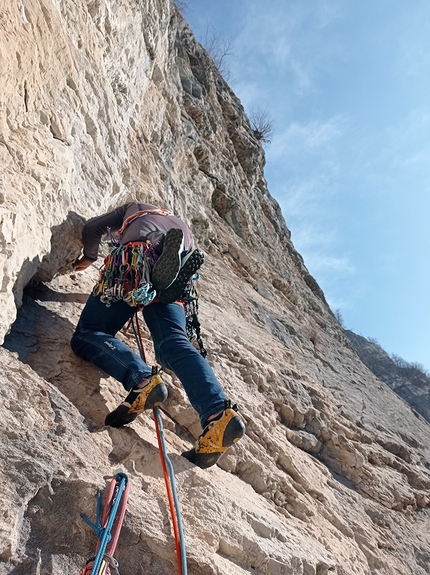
{"left": 70, "top": 294, "right": 226, "bottom": 427}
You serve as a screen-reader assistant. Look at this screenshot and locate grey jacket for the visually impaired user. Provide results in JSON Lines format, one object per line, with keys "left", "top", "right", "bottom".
{"left": 82, "top": 202, "right": 194, "bottom": 261}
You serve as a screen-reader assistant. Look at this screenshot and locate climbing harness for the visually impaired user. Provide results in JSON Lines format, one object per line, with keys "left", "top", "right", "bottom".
{"left": 116, "top": 207, "right": 173, "bottom": 239}
{"left": 80, "top": 473, "right": 130, "bottom": 575}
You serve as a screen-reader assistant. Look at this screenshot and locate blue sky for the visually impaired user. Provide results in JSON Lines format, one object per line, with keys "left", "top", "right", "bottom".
{"left": 184, "top": 0, "right": 430, "bottom": 371}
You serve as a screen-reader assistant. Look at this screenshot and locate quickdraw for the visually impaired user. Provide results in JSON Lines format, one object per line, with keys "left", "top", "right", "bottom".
{"left": 93, "top": 242, "right": 157, "bottom": 308}
{"left": 80, "top": 473, "right": 130, "bottom": 575}
{"left": 182, "top": 274, "right": 207, "bottom": 357}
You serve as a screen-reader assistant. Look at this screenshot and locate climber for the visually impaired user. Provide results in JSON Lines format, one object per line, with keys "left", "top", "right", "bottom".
{"left": 70, "top": 201, "right": 245, "bottom": 468}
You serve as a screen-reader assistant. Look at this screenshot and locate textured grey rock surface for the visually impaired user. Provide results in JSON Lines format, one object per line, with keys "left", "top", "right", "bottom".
{"left": 1, "top": 1, "right": 430, "bottom": 574}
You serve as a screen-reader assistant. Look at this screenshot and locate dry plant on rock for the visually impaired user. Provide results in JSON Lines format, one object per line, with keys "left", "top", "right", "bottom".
{"left": 250, "top": 107, "right": 274, "bottom": 145}
{"left": 204, "top": 24, "right": 234, "bottom": 80}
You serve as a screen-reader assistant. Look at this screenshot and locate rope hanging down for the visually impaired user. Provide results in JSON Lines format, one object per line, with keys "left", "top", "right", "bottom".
{"left": 131, "top": 313, "right": 188, "bottom": 575}
{"left": 154, "top": 406, "right": 188, "bottom": 575}
{"left": 80, "top": 473, "right": 130, "bottom": 575}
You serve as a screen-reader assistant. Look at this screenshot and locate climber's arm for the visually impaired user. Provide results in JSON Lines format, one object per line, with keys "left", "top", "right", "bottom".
{"left": 73, "top": 203, "right": 130, "bottom": 271}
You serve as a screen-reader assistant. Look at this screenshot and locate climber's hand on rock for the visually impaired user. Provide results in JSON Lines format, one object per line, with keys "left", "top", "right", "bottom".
{"left": 73, "top": 256, "right": 93, "bottom": 272}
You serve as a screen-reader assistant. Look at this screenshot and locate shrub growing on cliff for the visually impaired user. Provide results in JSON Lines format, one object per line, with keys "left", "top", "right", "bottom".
{"left": 250, "top": 107, "right": 274, "bottom": 144}
{"left": 203, "top": 25, "right": 234, "bottom": 80}
{"left": 333, "top": 308, "right": 345, "bottom": 328}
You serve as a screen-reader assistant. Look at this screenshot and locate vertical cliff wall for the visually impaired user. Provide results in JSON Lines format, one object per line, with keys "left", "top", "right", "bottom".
{"left": 1, "top": 2, "right": 430, "bottom": 574}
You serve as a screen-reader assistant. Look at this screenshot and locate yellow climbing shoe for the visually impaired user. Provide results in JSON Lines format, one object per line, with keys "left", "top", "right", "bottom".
{"left": 105, "top": 372, "right": 168, "bottom": 428}
{"left": 182, "top": 401, "right": 246, "bottom": 468}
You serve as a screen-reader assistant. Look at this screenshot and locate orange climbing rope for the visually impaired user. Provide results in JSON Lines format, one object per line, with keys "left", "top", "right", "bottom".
{"left": 154, "top": 406, "right": 187, "bottom": 575}
{"left": 131, "top": 313, "right": 188, "bottom": 574}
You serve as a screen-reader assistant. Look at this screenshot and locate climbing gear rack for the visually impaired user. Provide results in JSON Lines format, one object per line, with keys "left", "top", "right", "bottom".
{"left": 93, "top": 242, "right": 157, "bottom": 308}
{"left": 182, "top": 273, "right": 207, "bottom": 358}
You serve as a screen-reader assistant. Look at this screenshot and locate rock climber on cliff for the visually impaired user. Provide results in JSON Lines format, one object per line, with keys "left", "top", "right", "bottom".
{"left": 71, "top": 201, "right": 246, "bottom": 468}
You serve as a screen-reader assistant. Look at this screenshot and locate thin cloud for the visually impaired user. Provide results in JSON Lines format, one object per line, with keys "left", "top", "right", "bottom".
{"left": 292, "top": 225, "right": 355, "bottom": 275}
{"left": 306, "top": 253, "right": 355, "bottom": 275}
{"left": 389, "top": 2, "right": 430, "bottom": 78}
{"left": 389, "top": 108, "right": 430, "bottom": 170}
{"left": 230, "top": 0, "right": 342, "bottom": 98}
{"left": 270, "top": 115, "right": 347, "bottom": 160}
{"left": 353, "top": 107, "right": 430, "bottom": 191}
{"left": 278, "top": 175, "right": 337, "bottom": 220}
{"left": 186, "top": 0, "right": 430, "bottom": 370}
{"left": 315, "top": 1, "right": 344, "bottom": 29}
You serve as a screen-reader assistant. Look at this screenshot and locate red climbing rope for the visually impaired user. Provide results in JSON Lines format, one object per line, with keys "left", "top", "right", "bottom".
{"left": 132, "top": 313, "right": 147, "bottom": 363}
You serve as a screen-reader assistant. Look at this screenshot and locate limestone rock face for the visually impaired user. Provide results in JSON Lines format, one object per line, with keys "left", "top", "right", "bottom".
{"left": 1, "top": 2, "right": 430, "bottom": 574}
